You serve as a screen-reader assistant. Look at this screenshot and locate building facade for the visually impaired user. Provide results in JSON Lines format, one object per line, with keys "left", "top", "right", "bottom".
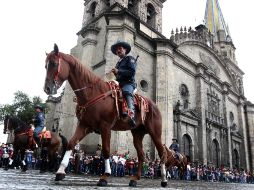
{"left": 45, "top": 0, "right": 254, "bottom": 172}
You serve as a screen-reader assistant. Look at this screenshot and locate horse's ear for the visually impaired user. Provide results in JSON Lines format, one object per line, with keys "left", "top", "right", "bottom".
{"left": 45, "top": 52, "right": 49, "bottom": 56}
{"left": 54, "top": 43, "right": 59, "bottom": 55}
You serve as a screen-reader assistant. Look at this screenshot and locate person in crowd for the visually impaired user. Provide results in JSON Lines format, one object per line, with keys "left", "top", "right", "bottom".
{"left": 25, "top": 149, "right": 33, "bottom": 169}
{"left": 0, "top": 143, "right": 4, "bottom": 167}
{"left": 117, "top": 154, "right": 126, "bottom": 177}
{"left": 111, "top": 151, "right": 119, "bottom": 177}
{"left": 2, "top": 144, "right": 9, "bottom": 168}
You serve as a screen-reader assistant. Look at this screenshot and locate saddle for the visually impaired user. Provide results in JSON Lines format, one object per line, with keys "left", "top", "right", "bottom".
{"left": 167, "top": 147, "right": 183, "bottom": 162}
{"left": 173, "top": 151, "right": 183, "bottom": 162}
{"left": 27, "top": 126, "right": 52, "bottom": 148}
{"left": 107, "top": 81, "right": 149, "bottom": 124}
{"left": 75, "top": 81, "right": 149, "bottom": 124}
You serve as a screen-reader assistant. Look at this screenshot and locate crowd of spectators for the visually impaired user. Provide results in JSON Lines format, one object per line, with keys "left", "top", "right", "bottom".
{"left": 64, "top": 147, "right": 254, "bottom": 184}
{"left": 0, "top": 143, "right": 13, "bottom": 168}
{"left": 1, "top": 142, "right": 254, "bottom": 184}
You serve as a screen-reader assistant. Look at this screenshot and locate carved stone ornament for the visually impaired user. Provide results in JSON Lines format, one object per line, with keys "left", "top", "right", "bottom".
{"left": 179, "top": 84, "right": 189, "bottom": 97}
{"left": 199, "top": 52, "right": 220, "bottom": 76}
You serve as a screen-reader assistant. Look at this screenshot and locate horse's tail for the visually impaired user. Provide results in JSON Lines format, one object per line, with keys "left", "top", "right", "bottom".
{"left": 59, "top": 133, "right": 68, "bottom": 161}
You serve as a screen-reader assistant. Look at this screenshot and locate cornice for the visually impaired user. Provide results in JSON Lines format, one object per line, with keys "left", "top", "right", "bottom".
{"left": 92, "top": 59, "right": 106, "bottom": 70}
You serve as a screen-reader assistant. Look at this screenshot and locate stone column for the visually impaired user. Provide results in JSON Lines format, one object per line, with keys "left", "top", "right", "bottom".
{"left": 238, "top": 98, "right": 250, "bottom": 170}
{"left": 195, "top": 63, "right": 208, "bottom": 165}
{"left": 245, "top": 103, "right": 254, "bottom": 172}
{"left": 222, "top": 82, "right": 232, "bottom": 168}
{"left": 79, "top": 26, "right": 101, "bottom": 67}
{"left": 155, "top": 41, "right": 174, "bottom": 147}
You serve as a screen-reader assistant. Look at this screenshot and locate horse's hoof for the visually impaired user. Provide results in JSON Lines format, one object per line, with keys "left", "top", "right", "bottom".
{"left": 161, "top": 181, "right": 167, "bottom": 187}
{"left": 4, "top": 167, "right": 9, "bottom": 171}
{"left": 129, "top": 180, "right": 137, "bottom": 187}
{"left": 55, "top": 173, "right": 65, "bottom": 181}
{"left": 97, "top": 179, "right": 108, "bottom": 186}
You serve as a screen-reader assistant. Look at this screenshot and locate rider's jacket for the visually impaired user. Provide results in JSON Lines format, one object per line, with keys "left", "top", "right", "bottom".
{"left": 34, "top": 112, "right": 45, "bottom": 127}
{"left": 170, "top": 143, "right": 180, "bottom": 152}
{"left": 115, "top": 55, "right": 136, "bottom": 86}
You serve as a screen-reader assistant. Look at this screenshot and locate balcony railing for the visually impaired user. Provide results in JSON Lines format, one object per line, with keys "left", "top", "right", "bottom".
{"left": 205, "top": 110, "right": 224, "bottom": 125}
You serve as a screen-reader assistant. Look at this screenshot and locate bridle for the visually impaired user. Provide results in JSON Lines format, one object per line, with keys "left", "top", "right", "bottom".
{"left": 47, "top": 53, "right": 97, "bottom": 94}
{"left": 49, "top": 54, "right": 62, "bottom": 89}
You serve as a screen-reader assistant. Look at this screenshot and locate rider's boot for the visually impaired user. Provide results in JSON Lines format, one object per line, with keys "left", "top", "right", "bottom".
{"left": 34, "top": 136, "right": 41, "bottom": 148}
{"left": 125, "top": 95, "right": 136, "bottom": 127}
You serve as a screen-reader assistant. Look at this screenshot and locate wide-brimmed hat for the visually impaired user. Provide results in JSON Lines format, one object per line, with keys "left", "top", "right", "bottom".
{"left": 111, "top": 40, "right": 131, "bottom": 55}
{"left": 34, "top": 104, "right": 43, "bottom": 111}
{"left": 172, "top": 138, "right": 178, "bottom": 142}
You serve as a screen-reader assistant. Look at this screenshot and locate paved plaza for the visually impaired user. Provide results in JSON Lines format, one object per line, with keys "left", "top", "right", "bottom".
{"left": 0, "top": 169, "right": 254, "bottom": 190}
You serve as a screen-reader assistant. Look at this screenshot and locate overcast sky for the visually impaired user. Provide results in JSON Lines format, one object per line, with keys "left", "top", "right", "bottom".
{"left": 0, "top": 0, "right": 253, "bottom": 143}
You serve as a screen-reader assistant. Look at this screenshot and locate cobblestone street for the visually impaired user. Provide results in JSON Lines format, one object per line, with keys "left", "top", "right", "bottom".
{"left": 1, "top": 169, "right": 254, "bottom": 190}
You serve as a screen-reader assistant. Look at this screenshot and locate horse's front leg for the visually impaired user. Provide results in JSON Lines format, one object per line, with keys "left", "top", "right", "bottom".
{"left": 97, "top": 125, "right": 111, "bottom": 187}
{"left": 20, "top": 149, "right": 28, "bottom": 172}
{"left": 55, "top": 125, "right": 89, "bottom": 181}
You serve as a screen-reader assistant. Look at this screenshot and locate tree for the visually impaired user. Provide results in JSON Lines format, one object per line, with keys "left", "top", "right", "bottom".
{"left": 0, "top": 91, "right": 45, "bottom": 124}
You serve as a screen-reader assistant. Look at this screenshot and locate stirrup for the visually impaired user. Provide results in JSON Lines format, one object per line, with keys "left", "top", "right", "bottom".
{"left": 127, "top": 109, "right": 135, "bottom": 118}
{"left": 129, "top": 118, "right": 136, "bottom": 127}
{"left": 122, "top": 112, "right": 128, "bottom": 118}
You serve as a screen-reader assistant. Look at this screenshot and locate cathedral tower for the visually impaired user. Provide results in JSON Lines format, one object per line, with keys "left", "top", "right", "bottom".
{"left": 204, "top": 0, "right": 237, "bottom": 64}
{"left": 82, "top": 0, "right": 164, "bottom": 32}
{"left": 52, "top": 0, "right": 173, "bottom": 157}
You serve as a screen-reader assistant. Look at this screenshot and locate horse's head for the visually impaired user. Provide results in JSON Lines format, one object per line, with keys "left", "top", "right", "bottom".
{"left": 4, "top": 115, "right": 29, "bottom": 134}
{"left": 44, "top": 44, "right": 70, "bottom": 95}
{"left": 3, "top": 115, "right": 12, "bottom": 134}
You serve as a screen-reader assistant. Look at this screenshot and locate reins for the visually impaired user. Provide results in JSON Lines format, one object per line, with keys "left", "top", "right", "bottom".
{"left": 77, "top": 90, "right": 113, "bottom": 113}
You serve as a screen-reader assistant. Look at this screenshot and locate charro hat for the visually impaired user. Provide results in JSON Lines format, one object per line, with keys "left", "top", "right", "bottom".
{"left": 34, "top": 104, "right": 43, "bottom": 111}
{"left": 111, "top": 40, "right": 131, "bottom": 55}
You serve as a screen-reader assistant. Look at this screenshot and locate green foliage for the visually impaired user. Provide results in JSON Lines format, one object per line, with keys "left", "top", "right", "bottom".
{"left": 0, "top": 91, "right": 45, "bottom": 124}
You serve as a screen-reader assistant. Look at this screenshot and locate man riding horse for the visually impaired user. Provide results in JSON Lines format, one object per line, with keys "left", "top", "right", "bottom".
{"left": 33, "top": 104, "right": 45, "bottom": 147}
{"left": 111, "top": 40, "right": 137, "bottom": 127}
{"left": 169, "top": 138, "right": 180, "bottom": 160}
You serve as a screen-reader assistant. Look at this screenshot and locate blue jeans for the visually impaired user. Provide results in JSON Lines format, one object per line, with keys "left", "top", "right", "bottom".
{"left": 121, "top": 83, "right": 135, "bottom": 95}
{"left": 121, "top": 83, "right": 135, "bottom": 112}
{"left": 33, "top": 126, "right": 43, "bottom": 138}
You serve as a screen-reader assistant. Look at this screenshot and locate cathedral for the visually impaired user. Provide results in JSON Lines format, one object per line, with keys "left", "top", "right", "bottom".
{"left": 45, "top": 0, "right": 254, "bottom": 172}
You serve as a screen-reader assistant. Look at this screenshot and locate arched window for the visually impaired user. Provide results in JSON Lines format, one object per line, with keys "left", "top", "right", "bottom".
{"left": 106, "top": 0, "right": 110, "bottom": 6}
{"left": 146, "top": 3, "right": 155, "bottom": 27}
{"left": 179, "top": 84, "right": 189, "bottom": 109}
{"left": 229, "top": 112, "right": 234, "bottom": 123}
{"left": 180, "top": 84, "right": 189, "bottom": 97}
{"left": 128, "top": 0, "right": 134, "bottom": 9}
{"left": 90, "top": 2, "right": 97, "bottom": 18}
{"left": 212, "top": 139, "right": 220, "bottom": 167}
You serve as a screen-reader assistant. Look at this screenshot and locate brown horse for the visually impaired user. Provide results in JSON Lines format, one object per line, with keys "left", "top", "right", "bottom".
{"left": 43, "top": 44, "right": 168, "bottom": 187}
{"left": 164, "top": 145, "right": 189, "bottom": 179}
{"left": 3, "top": 115, "right": 67, "bottom": 172}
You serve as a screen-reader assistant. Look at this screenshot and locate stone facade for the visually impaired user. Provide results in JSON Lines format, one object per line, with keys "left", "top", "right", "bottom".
{"left": 45, "top": 0, "right": 254, "bottom": 172}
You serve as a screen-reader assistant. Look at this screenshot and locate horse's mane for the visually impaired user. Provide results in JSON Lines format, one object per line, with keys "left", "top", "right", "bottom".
{"left": 59, "top": 52, "right": 108, "bottom": 90}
